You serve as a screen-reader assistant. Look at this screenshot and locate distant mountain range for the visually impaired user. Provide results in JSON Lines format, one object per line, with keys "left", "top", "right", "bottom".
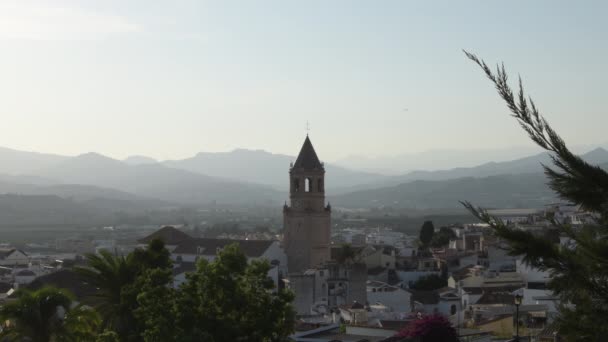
{"left": 163, "top": 149, "right": 385, "bottom": 190}
{"left": 0, "top": 145, "right": 606, "bottom": 213}
{"left": 334, "top": 144, "right": 607, "bottom": 174}
{"left": 330, "top": 148, "right": 608, "bottom": 209}
{"left": 34, "top": 152, "right": 283, "bottom": 206}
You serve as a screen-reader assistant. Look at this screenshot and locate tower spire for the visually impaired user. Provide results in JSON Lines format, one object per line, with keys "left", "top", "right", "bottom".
{"left": 293, "top": 135, "right": 323, "bottom": 170}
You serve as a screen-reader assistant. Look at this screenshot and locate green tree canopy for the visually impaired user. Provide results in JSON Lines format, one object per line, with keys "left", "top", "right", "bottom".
{"left": 336, "top": 243, "right": 360, "bottom": 264}
{"left": 75, "top": 238, "right": 173, "bottom": 340}
{"left": 463, "top": 51, "right": 608, "bottom": 341}
{"left": 170, "top": 244, "right": 296, "bottom": 342}
{"left": 0, "top": 287, "right": 99, "bottom": 342}
{"left": 77, "top": 240, "right": 295, "bottom": 341}
{"left": 409, "top": 274, "right": 447, "bottom": 291}
{"left": 430, "top": 227, "right": 457, "bottom": 248}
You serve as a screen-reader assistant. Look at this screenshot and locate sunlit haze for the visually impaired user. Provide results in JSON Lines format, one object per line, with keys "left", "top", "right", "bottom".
{"left": 1, "top": 0, "right": 606, "bottom": 162}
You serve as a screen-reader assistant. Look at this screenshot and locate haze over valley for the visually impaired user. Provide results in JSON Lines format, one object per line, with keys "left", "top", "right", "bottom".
{"left": 1, "top": 144, "right": 607, "bottom": 227}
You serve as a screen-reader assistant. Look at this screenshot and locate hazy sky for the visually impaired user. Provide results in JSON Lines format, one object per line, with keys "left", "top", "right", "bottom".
{"left": 0, "top": 0, "right": 606, "bottom": 161}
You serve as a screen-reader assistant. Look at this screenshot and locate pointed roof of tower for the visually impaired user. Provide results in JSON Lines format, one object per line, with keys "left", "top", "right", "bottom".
{"left": 293, "top": 135, "right": 324, "bottom": 170}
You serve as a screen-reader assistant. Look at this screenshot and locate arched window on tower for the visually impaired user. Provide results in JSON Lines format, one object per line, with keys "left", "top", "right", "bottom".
{"left": 305, "top": 178, "right": 311, "bottom": 192}
{"left": 318, "top": 179, "right": 324, "bottom": 192}
{"left": 293, "top": 178, "right": 300, "bottom": 192}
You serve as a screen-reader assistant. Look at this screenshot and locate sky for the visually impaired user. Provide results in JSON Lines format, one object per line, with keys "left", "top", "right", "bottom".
{"left": 0, "top": 0, "right": 606, "bottom": 162}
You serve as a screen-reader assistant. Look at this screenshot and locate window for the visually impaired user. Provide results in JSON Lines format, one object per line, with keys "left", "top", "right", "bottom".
{"left": 293, "top": 178, "right": 300, "bottom": 192}
{"left": 319, "top": 270, "right": 324, "bottom": 277}
{"left": 318, "top": 179, "right": 324, "bottom": 192}
{"left": 305, "top": 178, "right": 311, "bottom": 192}
{"left": 451, "top": 304, "right": 457, "bottom": 315}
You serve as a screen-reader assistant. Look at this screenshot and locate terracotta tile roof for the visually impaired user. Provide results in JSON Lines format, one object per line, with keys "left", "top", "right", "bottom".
{"left": 173, "top": 238, "right": 274, "bottom": 258}
{"left": 138, "top": 226, "right": 192, "bottom": 245}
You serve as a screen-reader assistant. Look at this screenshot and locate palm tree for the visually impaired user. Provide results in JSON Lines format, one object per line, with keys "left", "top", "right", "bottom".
{"left": 0, "top": 287, "right": 98, "bottom": 342}
{"left": 74, "top": 249, "right": 136, "bottom": 335}
{"left": 75, "top": 239, "right": 172, "bottom": 339}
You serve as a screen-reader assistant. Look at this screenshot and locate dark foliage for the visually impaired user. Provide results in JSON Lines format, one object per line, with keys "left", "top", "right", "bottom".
{"left": 430, "top": 227, "right": 457, "bottom": 248}
{"left": 462, "top": 50, "right": 608, "bottom": 341}
{"left": 410, "top": 274, "right": 447, "bottom": 291}
{"left": 395, "top": 314, "right": 458, "bottom": 342}
{"left": 419, "top": 221, "right": 435, "bottom": 246}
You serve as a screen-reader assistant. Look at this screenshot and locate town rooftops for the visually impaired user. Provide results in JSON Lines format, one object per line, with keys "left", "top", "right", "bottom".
{"left": 476, "top": 292, "right": 518, "bottom": 305}
{"left": 0, "top": 248, "right": 15, "bottom": 258}
{"left": 0, "top": 282, "right": 13, "bottom": 293}
{"left": 25, "top": 269, "right": 98, "bottom": 302}
{"left": 0, "top": 248, "right": 26, "bottom": 259}
{"left": 173, "top": 238, "right": 275, "bottom": 258}
{"left": 486, "top": 208, "right": 542, "bottom": 216}
{"left": 16, "top": 269, "right": 35, "bottom": 276}
{"left": 292, "top": 136, "right": 324, "bottom": 171}
{"left": 138, "top": 226, "right": 193, "bottom": 245}
{"left": 450, "top": 264, "right": 475, "bottom": 281}
{"left": 409, "top": 290, "right": 440, "bottom": 305}
{"left": 350, "top": 301, "right": 365, "bottom": 310}
{"left": 378, "top": 320, "right": 412, "bottom": 331}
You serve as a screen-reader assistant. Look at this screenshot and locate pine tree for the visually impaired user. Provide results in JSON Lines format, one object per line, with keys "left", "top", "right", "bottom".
{"left": 419, "top": 221, "right": 435, "bottom": 247}
{"left": 462, "top": 51, "right": 608, "bottom": 341}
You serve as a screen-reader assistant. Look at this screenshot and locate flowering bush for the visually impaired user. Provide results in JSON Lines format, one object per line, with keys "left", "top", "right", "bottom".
{"left": 395, "top": 314, "right": 459, "bottom": 342}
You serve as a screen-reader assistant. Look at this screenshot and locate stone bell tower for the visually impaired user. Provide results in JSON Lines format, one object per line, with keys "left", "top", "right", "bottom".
{"left": 283, "top": 135, "right": 331, "bottom": 273}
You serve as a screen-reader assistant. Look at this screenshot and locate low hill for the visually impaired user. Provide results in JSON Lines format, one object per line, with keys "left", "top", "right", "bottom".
{"left": 0, "top": 194, "right": 102, "bottom": 225}
{"left": 330, "top": 172, "right": 556, "bottom": 209}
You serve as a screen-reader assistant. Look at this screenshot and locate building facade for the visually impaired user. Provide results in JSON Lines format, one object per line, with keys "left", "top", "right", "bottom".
{"left": 283, "top": 136, "right": 331, "bottom": 273}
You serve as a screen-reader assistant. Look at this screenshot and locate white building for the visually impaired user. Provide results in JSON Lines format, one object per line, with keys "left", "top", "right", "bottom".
{"left": 367, "top": 280, "right": 411, "bottom": 313}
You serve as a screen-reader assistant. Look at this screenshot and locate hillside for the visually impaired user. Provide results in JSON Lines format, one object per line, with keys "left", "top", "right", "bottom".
{"left": 0, "top": 181, "right": 170, "bottom": 212}
{"left": 0, "top": 194, "right": 103, "bottom": 225}
{"left": 330, "top": 172, "right": 556, "bottom": 209}
{"left": 391, "top": 147, "right": 608, "bottom": 183}
{"left": 0, "top": 147, "right": 67, "bottom": 174}
{"left": 33, "top": 152, "right": 284, "bottom": 206}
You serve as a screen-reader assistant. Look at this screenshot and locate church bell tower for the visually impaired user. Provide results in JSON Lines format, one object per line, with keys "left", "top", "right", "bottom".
{"left": 283, "top": 136, "right": 331, "bottom": 273}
